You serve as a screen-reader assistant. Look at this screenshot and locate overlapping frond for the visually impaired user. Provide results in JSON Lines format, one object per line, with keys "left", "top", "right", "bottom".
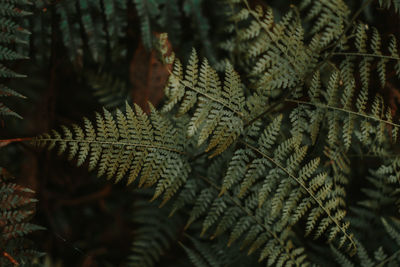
{"left": 337, "top": 23, "right": 400, "bottom": 87}
{"left": 86, "top": 69, "right": 129, "bottom": 109}
{"left": 220, "top": 116, "right": 355, "bottom": 253}
{"left": 286, "top": 68, "right": 400, "bottom": 152}
{"left": 223, "top": 4, "right": 317, "bottom": 95}
{"left": 0, "top": 0, "right": 30, "bottom": 120}
{"left": 176, "top": 175, "right": 311, "bottom": 266}
{"left": 299, "top": 0, "right": 350, "bottom": 48}
{"left": 55, "top": 0, "right": 127, "bottom": 63}
{"left": 378, "top": 0, "right": 400, "bottom": 15}
{"left": 332, "top": 220, "right": 400, "bottom": 267}
{"left": 129, "top": 190, "right": 182, "bottom": 267}
{"left": 163, "top": 49, "right": 246, "bottom": 157}
{"left": 34, "top": 103, "right": 191, "bottom": 204}
{"left": 134, "top": 0, "right": 159, "bottom": 50}
{"left": 181, "top": 235, "right": 259, "bottom": 267}
{"left": 170, "top": 116, "right": 354, "bottom": 265}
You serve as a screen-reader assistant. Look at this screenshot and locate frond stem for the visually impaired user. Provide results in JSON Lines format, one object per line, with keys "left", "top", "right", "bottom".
{"left": 314, "top": 0, "right": 375, "bottom": 73}
{"left": 333, "top": 52, "right": 400, "bottom": 61}
{"left": 242, "top": 0, "right": 305, "bottom": 76}
{"left": 285, "top": 98, "right": 400, "bottom": 128}
{"left": 166, "top": 67, "right": 246, "bottom": 120}
{"left": 35, "top": 138, "right": 186, "bottom": 155}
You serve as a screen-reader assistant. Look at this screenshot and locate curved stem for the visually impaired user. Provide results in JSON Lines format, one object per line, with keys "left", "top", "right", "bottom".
{"left": 285, "top": 98, "right": 400, "bottom": 128}
{"left": 239, "top": 140, "right": 357, "bottom": 252}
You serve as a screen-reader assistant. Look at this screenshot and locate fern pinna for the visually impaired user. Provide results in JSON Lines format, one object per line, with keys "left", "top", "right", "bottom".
{"left": 33, "top": 0, "right": 400, "bottom": 266}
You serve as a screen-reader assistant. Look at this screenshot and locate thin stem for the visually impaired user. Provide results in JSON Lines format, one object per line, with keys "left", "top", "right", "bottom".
{"left": 238, "top": 140, "right": 356, "bottom": 252}
{"left": 35, "top": 137, "right": 186, "bottom": 155}
{"left": 333, "top": 52, "right": 400, "bottom": 61}
{"left": 285, "top": 98, "right": 400, "bottom": 128}
{"left": 244, "top": 90, "right": 291, "bottom": 128}
{"left": 315, "top": 0, "right": 375, "bottom": 71}
{"left": 198, "top": 174, "right": 302, "bottom": 267}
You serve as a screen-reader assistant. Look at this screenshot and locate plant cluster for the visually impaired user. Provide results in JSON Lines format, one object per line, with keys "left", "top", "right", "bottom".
{"left": 1, "top": 0, "right": 400, "bottom": 266}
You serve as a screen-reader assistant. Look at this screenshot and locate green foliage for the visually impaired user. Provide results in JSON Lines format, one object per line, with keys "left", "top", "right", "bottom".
{"left": 86, "top": 69, "right": 130, "bottom": 109}
{"left": 0, "top": 0, "right": 30, "bottom": 119}
{"left": 13, "top": 0, "right": 400, "bottom": 266}
{"left": 53, "top": 0, "right": 127, "bottom": 63}
{"left": 133, "top": 0, "right": 215, "bottom": 62}
{"left": 0, "top": 167, "right": 44, "bottom": 266}
{"left": 34, "top": 103, "right": 191, "bottom": 205}
{"left": 163, "top": 49, "right": 246, "bottom": 157}
{"left": 129, "top": 189, "right": 182, "bottom": 267}
{"left": 180, "top": 235, "right": 259, "bottom": 267}
{"left": 378, "top": 0, "right": 400, "bottom": 14}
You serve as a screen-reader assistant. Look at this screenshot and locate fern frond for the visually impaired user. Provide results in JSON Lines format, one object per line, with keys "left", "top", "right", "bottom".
{"left": 86, "top": 69, "right": 129, "bottom": 109}
{"left": 55, "top": 0, "right": 128, "bottom": 63}
{"left": 163, "top": 49, "right": 246, "bottom": 157}
{"left": 34, "top": 103, "right": 191, "bottom": 204}
{"left": 183, "top": 175, "right": 311, "bottom": 266}
{"left": 378, "top": 0, "right": 400, "bottom": 14}
{"left": 220, "top": 117, "right": 355, "bottom": 253}
{"left": 286, "top": 64, "right": 400, "bottom": 152}
{"left": 0, "top": 168, "right": 44, "bottom": 266}
{"left": 334, "top": 24, "right": 400, "bottom": 86}
{"left": 134, "top": 0, "right": 159, "bottom": 50}
{"left": 233, "top": 5, "right": 317, "bottom": 96}
{"left": 299, "top": 0, "right": 350, "bottom": 48}
{"left": 130, "top": 190, "right": 182, "bottom": 267}
{"left": 0, "top": 1, "right": 30, "bottom": 120}
{"left": 181, "top": 235, "right": 260, "bottom": 267}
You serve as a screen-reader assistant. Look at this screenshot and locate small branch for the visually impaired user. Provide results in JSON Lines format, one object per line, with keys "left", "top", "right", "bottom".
{"left": 1, "top": 250, "right": 19, "bottom": 266}
{"left": 0, "top": 137, "right": 32, "bottom": 148}
{"left": 35, "top": 137, "right": 186, "bottom": 155}
{"left": 238, "top": 139, "right": 356, "bottom": 252}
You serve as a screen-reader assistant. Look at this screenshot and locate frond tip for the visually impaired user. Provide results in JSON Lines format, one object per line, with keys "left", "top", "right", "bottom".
{"left": 163, "top": 49, "right": 246, "bottom": 157}
{"left": 34, "top": 103, "right": 191, "bottom": 204}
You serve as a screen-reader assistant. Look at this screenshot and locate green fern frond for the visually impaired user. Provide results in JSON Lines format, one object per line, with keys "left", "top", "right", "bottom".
{"left": 180, "top": 235, "right": 260, "bottom": 267}
{"left": 286, "top": 64, "right": 400, "bottom": 152}
{"left": 130, "top": 190, "right": 182, "bottom": 267}
{"left": 34, "top": 103, "right": 191, "bottom": 204}
{"left": 86, "top": 69, "right": 129, "bottom": 109}
{"left": 378, "top": 0, "right": 400, "bottom": 14}
{"left": 0, "top": 168, "right": 44, "bottom": 266}
{"left": 134, "top": 0, "right": 159, "bottom": 50}
{"left": 0, "top": 0, "right": 30, "bottom": 120}
{"left": 229, "top": 5, "right": 317, "bottom": 95}
{"left": 382, "top": 217, "right": 400, "bottom": 247}
{"left": 158, "top": 0, "right": 181, "bottom": 44}
{"left": 299, "top": 0, "right": 350, "bottom": 48}
{"left": 220, "top": 117, "right": 355, "bottom": 253}
{"left": 179, "top": 175, "right": 310, "bottom": 266}
{"left": 55, "top": 0, "right": 128, "bottom": 63}
{"left": 163, "top": 49, "right": 246, "bottom": 157}
{"left": 334, "top": 24, "right": 400, "bottom": 86}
